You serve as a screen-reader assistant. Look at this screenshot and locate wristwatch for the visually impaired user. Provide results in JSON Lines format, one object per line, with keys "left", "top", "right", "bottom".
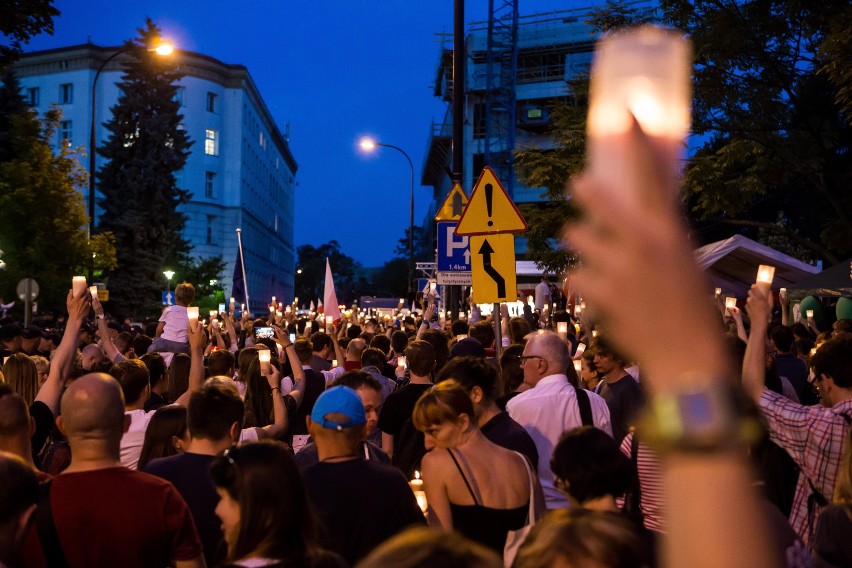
{"left": 639, "top": 380, "right": 763, "bottom": 454}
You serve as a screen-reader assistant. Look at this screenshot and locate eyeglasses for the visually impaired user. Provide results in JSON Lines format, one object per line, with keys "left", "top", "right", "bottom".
{"left": 519, "top": 355, "right": 544, "bottom": 365}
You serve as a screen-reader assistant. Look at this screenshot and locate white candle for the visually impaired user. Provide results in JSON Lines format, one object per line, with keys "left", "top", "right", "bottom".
{"left": 325, "top": 316, "right": 333, "bottom": 328}
{"left": 269, "top": 305, "right": 275, "bottom": 313}
{"left": 573, "top": 359, "right": 582, "bottom": 373}
{"left": 271, "top": 296, "right": 276, "bottom": 303}
{"left": 209, "top": 310, "right": 217, "bottom": 318}
{"left": 229, "top": 296, "right": 235, "bottom": 307}
{"left": 72, "top": 276, "right": 87, "bottom": 296}
{"left": 332, "top": 359, "right": 338, "bottom": 367}
{"left": 397, "top": 356, "right": 407, "bottom": 368}
{"left": 587, "top": 26, "right": 692, "bottom": 207}
{"left": 557, "top": 322, "right": 568, "bottom": 341}
{"left": 715, "top": 287, "right": 722, "bottom": 297}
{"left": 725, "top": 297, "right": 736, "bottom": 310}
{"left": 806, "top": 310, "right": 814, "bottom": 319}
{"left": 187, "top": 307, "right": 199, "bottom": 325}
{"left": 575, "top": 343, "right": 587, "bottom": 358}
{"left": 780, "top": 287, "right": 787, "bottom": 296}
{"left": 756, "top": 265, "right": 775, "bottom": 295}
{"left": 88, "top": 286, "right": 98, "bottom": 299}
{"left": 258, "top": 349, "right": 271, "bottom": 372}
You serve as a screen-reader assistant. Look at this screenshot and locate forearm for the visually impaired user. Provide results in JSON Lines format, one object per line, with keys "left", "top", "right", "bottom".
{"left": 734, "top": 317, "right": 748, "bottom": 343}
{"left": 742, "top": 321, "right": 768, "bottom": 402}
{"left": 98, "top": 318, "right": 121, "bottom": 362}
{"left": 264, "top": 387, "right": 287, "bottom": 438}
{"left": 663, "top": 452, "right": 778, "bottom": 568}
{"left": 175, "top": 343, "right": 205, "bottom": 406}
{"left": 36, "top": 314, "right": 83, "bottom": 413}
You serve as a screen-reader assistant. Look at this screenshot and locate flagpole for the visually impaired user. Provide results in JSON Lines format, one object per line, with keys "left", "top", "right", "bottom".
{"left": 236, "top": 228, "right": 251, "bottom": 315}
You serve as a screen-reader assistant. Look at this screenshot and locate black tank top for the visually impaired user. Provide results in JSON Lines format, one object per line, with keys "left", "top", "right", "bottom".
{"left": 446, "top": 448, "right": 528, "bottom": 553}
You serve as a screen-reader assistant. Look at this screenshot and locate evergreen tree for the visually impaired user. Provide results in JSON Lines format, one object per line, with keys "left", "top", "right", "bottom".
{"left": 96, "top": 19, "right": 193, "bottom": 318}
{"left": 0, "top": 0, "right": 59, "bottom": 71}
{"left": 0, "top": 69, "right": 93, "bottom": 312}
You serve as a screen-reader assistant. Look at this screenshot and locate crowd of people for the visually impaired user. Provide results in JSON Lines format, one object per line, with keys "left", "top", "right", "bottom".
{"left": 1, "top": 125, "right": 851, "bottom": 568}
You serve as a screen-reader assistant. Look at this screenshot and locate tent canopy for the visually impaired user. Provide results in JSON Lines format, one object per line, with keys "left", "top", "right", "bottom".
{"left": 786, "top": 259, "right": 852, "bottom": 298}
{"left": 694, "top": 235, "right": 820, "bottom": 297}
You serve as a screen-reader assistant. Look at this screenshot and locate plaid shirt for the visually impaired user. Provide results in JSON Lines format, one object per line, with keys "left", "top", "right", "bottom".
{"left": 759, "top": 389, "right": 852, "bottom": 544}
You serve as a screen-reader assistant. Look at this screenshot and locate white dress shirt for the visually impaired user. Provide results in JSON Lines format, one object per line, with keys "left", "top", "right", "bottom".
{"left": 507, "top": 373, "right": 612, "bottom": 509}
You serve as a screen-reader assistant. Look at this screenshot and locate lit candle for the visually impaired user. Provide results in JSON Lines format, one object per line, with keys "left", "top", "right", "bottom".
{"left": 88, "top": 285, "right": 98, "bottom": 299}
{"left": 258, "top": 349, "right": 271, "bottom": 372}
{"left": 276, "top": 310, "right": 283, "bottom": 317}
{"left": 269, "top": 305, "right": 275, "bottom": 313}
{"left": 725, "top": 297, "right": 736, "bottom": 310}
{"left": 325, "top": 316, "right": 333, "bottom": 328}
{"left": 230, "top": 296, "right": 235, "bottom": 308}
{"left": 331, "top": 359, "right": 338, "bottom": 367}
{"left": 557, "top": 322, "right": 568, "bottom": 341}
{"left": 72, "top": 276, "right": 87, "bottom": 296}
{"left": 806, "top": 309, "right": 814, "bottom": 320}
{"left": 714, "top": 287, "right": 722, "bottom": 297}
{"left": 574, "top": 305, "right": 582, "bottom": 317}
{"left": 397, "top": 356, "right": 407, "bottom": 368}
{"left": 586, "top": 26, "right": 692, "bottom": 208}
{"left": 575, "top": 343, "right": 587, "bottom": 358}
{"left": 399, "top": 298, "right": 405, "bottom": 305}
{"left": 780, "top": 287, "right": 787, "bottom": 296}
{"left": 410, "top": 471, "right": 428, "bottom": 514}
{"left": 756, "top": 265, "right": 775, "bottom": 295}
{"left": 271, "top": 296, "right": 276, "bottom": 304}
{"left": 573, "top": 359, "right": 582, "bottom": 373}
{"left": 209, "top": 310, "right": 217, "bottom": 318}
{"left": 592, "top": 330, "right": 599, "bottom": 338}
{"left": 240, "top": 303, "right": 245, "bottom": 312}
{"left": 187, "top": 307, "right": 199, "bottom": 325}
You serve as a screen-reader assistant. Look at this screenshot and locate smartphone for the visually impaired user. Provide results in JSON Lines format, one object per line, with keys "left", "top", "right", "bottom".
{"left": 255, "top": 327, "right": 274, "bottom": 339}
{"left": 218, "top": 303, "right": 226, "bottom": 313}
{"left": 289, "top": 333, "right": 296, "bottom": 343}
{"left": 397, "top": 356, "right": 407, "bottom": 368}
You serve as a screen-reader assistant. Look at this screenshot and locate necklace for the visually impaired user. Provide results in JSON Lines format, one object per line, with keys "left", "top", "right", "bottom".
{"left": 320, "top": 453, "right": 358, "bottom": 463}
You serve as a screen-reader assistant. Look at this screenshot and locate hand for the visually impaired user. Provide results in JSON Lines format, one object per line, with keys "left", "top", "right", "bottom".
{"left": 727, "top": 305, "right": 743, "bottom": 321}
{"left": 500, "top": 303, "right": 509, "bottom": 318}
{"left": 67, "top": 288, "right": 91, "bottom": 321}
{"left": 779, "top": 289, "right": 789, "bottom": 307}
{"left": 264, "top": 362, "right": 280, "bottom": 389}
{"left": 564, "top": 120, "right": 731, "bottom": 389}
{"left": 188, "top": 318, "right": 205, "bottom": 351}
{"left": 272, "top": 325, "right": 289, "bottom": 346}
{"left": 744, "top": 285, "right": 772, "bottom": 325}
{"left": 92, "top": 295, "right": 105, "bottom": 318}
{"left": 423, "top": 303, "right": 435, "bottom": 322}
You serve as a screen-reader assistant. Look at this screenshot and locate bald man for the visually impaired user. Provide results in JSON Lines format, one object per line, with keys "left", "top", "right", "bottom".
{"left": 507, "top": 330, "right": 612, "bottom": 510}
{"left": 21, "top": 374, "right": 204, "bottom": 568}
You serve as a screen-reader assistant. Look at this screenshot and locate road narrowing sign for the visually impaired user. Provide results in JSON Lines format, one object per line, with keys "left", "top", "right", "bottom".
{"left": 455, "top": 167, "right": 527, "bottom": 236}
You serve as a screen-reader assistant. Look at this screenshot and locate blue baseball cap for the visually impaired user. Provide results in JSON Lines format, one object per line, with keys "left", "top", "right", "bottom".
{"left": 310, "top": 386, "right": 366, "bottom": 431}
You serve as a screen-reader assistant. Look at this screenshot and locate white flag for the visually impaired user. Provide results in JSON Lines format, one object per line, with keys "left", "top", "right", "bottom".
{"left": 323, "top": 259, "right": 342, "bottom": 322}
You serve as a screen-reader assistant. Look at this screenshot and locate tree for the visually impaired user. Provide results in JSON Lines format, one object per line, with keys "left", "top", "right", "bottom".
{"left": 0, "top": 72, "right": 93, "bottom": 312}
{"left": 663, "top": 0, "right": 852, "bottom": 265}
{"left": 294, "top": 241, "right": 360, "bottom": 306}
{"left": 96, "top": 19, "right": 193, "bottom": 318}
{"left": 0, "top": 0, "right": 59, "bottom": 71}
{"left": 514, "top": 1, "right": 651, "bottom": 275}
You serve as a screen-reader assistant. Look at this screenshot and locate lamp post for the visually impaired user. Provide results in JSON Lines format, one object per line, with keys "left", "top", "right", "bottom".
{"left": 359, "top": 137, "right": 415, "bottom": 295}
{"left": 88, "top": 40, "right": 174, "bottom": 282}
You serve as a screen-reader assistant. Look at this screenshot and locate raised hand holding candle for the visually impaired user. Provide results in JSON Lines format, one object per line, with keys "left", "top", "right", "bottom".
{"left": 725, "top": 297, "right": 736, "bottom": 310}
{"left": 72, "top": 276, "right": 87, "bottom": 296}
{"left": 755, "top": 265, "right": 775, "bottom": 295}
{"left": 187, "top": 307, "right": 199, "bottom": 326}
{"left": 573, "top": 359, "right": 583, "bottom": 373}
{"left": 89, "top": 286, "right": 98, "bottom": 299}
{"left": 410, "top": 471, "right": 428, "bottom": 514}
{"left": 715, "top": 288, "right": 722, "bottom": 297}
{"left": 806, "top": 310, "right": 814, "bottom": 320}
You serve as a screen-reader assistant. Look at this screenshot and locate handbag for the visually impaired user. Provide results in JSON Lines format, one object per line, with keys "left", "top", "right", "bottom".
{"left": 503, "top": 453, "right": 538, "bottom": 567}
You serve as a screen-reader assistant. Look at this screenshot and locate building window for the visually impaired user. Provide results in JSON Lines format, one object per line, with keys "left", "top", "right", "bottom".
{"left": 259, "top": 131, "right": 266, "bottom": 149}
{"left": 27, "top": 87, "right": 39, "bottom": 106}
{"left": 59, "top": 120, "right": 72, "bottom": 145}
{"left": 205, "top": 129, "right": 218, "bottom": 155}
{"left": 60, "top": 83, "right": 73, "bottom": 104}
{"left": 205, "top": 171, "right": 215, "bottom": 198}
{"left": 206, "top": 216, "right": 216, "bottom": 244}
{"left": 174, "top": 87, "right": 185, "bottom": 106}
{"left": 206, "top": 92, "right": 217, "bottom": 113}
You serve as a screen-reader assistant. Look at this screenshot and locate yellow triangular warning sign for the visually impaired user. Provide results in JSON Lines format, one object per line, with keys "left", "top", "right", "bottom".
{"left": 455, "top": 167, "right": 527, "bottom": 236}
{"left": 434, "top": 184, "right": 469, "bottom": 222}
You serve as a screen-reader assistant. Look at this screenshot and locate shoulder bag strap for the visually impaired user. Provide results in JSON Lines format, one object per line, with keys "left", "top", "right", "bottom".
{"left": 36, "top": 480, "right": 69, "bottom": 568}
{"left": 575, "top": 387, "right": 593, "bottom": 426}
{"left": 516, "top": 451, "right": 537, "bottom": 524}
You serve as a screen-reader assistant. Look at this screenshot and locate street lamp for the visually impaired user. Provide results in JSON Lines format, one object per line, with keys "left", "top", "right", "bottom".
{"left": 163, "top": 270, "right": 175, "bottom": 285}
{"left": 88, "top": 39, "right": 174, "bottom": 281}
{"left": 358, "top": 137, "right": 415, "bottom": 295}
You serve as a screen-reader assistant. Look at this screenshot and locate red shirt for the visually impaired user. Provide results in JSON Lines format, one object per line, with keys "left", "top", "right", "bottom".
{"left": 22, "top": 467, "right": 202, "bottom": 568}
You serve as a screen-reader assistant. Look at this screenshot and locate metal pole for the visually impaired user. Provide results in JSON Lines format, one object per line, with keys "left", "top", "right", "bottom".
{"left": 375, "top": 143, "right": 415, "bottom": 297}
{"left": 493, "top": 302, "right": 503, "bottom": 361}
{"left": 88, "top": 46, "right": 133, "bottom": 283}
{"left": 453, "top": 0, "right": 464, "bottom": 185}
{"left": 236, "top": 228, "right": 251, "bottom": 316}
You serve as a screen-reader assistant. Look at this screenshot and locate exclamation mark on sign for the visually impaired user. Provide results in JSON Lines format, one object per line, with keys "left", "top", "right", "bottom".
{"left": 485, "top": 184, "right": 493, "bottom": 227}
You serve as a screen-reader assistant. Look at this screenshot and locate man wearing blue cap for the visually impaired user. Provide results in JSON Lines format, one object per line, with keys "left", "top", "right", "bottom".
{"left": 302, "top": 386, "right": 426, "bottom": 565}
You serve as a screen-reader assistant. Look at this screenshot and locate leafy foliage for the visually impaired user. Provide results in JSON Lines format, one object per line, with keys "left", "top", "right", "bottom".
{"left": 663, "top": 0, "right": 852, "bottom": 264}
{"left": 96, "top": 19, "right": 193, "bottom": 318}
{"left": 294, "top": 241, "right": 360, "bottom": 306}
{"left": 0, "top": 0, "right": 59, "bottom": 70}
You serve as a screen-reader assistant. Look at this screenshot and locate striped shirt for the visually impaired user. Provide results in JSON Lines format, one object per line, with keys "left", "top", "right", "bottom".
{"left": 758, "top": 389, "right": 852, "bottom": 544}
{"left": 619, "top": 431, "right": 666, "bottom": 532}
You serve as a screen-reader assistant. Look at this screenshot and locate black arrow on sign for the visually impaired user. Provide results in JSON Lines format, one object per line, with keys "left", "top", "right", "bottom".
{"left": 478, "top": 239, "right": 506, "bottom": 298}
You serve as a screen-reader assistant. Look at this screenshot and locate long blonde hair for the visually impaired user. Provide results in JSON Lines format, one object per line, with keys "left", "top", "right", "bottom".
{"left": 2, "top": 354, "right": 39, "bottom": 406}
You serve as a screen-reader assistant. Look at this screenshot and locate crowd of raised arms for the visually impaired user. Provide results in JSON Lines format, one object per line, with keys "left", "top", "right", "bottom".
{"left": 1, "top": 125, "right": 851, "bottom": 568}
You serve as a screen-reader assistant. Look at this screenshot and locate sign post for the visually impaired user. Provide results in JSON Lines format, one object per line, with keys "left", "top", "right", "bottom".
{"left": 455, "top": 167, "right": 528, "bottom": 359}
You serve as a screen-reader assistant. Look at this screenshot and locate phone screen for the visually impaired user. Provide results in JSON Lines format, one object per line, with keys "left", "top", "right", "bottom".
{"left": 255, "top": 327, "right": 274, "bottom": 339}
{"left": 289, "top": 333, "right": 296, "bottom": 343}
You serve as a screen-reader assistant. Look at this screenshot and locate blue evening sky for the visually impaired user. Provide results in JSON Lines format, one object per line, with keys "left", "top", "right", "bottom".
{"left": 24, "top": 0, "right": 591, "bottom": 266}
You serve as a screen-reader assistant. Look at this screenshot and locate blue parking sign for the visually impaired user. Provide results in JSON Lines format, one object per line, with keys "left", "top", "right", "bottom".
{"left": 437, "top": 221, "right": 470, "bottom": 271}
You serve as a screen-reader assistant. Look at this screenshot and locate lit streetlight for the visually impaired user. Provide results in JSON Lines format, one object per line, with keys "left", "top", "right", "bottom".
{"left": 88, "top": 39, "right": 175, "bottom": 281}
{"left": 358, "top": 137, "right": 415, "bottom": 295}
{"left": 163, "top": 270, "right": 175, "bottom": 285}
